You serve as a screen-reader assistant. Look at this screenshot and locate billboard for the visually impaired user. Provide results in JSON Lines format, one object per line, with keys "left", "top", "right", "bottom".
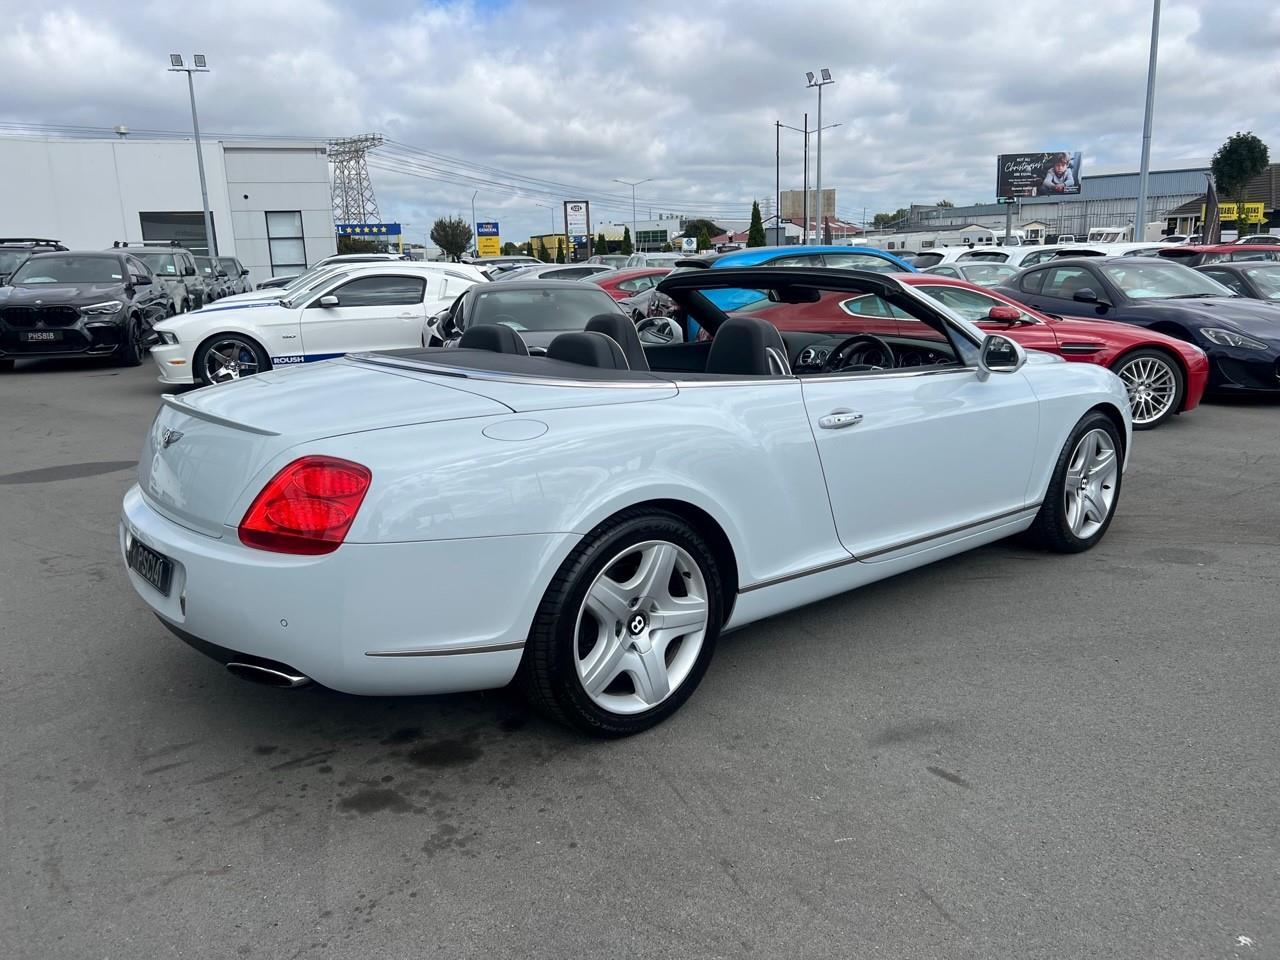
{"left": 475, "top": 220, "right": 500, "bottom": 257}
{"left": 996, "top": 152, "right": 1083, "bottom": 198}
{"left": 336, "top": 222, "right": 402, "bottom": 238}
{"left": 1201, "top": 202, "right": 1265, "bottom": 223}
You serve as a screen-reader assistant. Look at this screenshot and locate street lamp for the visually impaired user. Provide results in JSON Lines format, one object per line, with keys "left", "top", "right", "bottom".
{"left": 613, "top": 177, "right": 652, "bottom": 252}
{"left": 470, "top": 190, "right": 479, "bottom": 257}
{"left": 777, "top": 118, "right": 840, "bottom": 245}
{"left": 168, "top": 54, "right": 216, "bottom": 256}
{"left": 806, "top": 68, "right": 834, "bottom": 244}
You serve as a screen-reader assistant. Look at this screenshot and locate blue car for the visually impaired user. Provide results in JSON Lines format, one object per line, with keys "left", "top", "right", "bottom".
{"left": 679, "top": 245, "right": 917, "bottom": 330}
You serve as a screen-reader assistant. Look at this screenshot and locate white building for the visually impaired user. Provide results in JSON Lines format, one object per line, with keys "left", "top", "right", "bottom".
{"left": 0, "top": 137, "right": 336, "bottom": 285}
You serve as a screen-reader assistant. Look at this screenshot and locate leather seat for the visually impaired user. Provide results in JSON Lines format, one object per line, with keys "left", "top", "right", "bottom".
{"left": 585, "top": 313, "right": 649, "bottom": 371}
{"left": 705, "top": 317, "right": 791, "bottom": 376}
{"left": 546, "top": 331, "right": 630, "bottom": 370}
{"left": 457, "top": 323, "right": 529, "bottom": 356}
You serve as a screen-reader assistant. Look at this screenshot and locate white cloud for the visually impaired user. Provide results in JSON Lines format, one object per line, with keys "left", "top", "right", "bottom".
{"left": 0, "top": 0, "right": 1276, "bottom": 240}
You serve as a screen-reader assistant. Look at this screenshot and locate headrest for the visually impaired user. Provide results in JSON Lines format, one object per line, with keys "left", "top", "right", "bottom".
{"left": 546, "top": 331, "right": 630, "bottom": 370}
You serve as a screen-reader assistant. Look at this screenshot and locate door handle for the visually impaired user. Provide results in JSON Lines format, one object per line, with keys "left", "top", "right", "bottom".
{"left": 818, "top": 410, "right": 863, "bottom": 430}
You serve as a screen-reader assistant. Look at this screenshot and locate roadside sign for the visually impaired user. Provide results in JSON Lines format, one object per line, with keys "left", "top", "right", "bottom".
{"left": 336, "top": 222, "right": 402, "bottom": 238}
{"left": 681, "top": 237, "right": 697, "bottom": 253}
{"left": 476, "top": 221, "right": 500, "bottom": 257}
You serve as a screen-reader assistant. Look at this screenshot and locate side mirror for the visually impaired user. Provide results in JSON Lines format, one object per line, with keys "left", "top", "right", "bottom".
{"left": 986, "top": 304, "right": 1022, "bottom": 322}
{"left": 184, "top": 265, "right": 197, "bottom": 277}
{"left": 131, "top": 274, "right": 152, "bottom": 286}
{"left": 977, "top": 333, "right": 1026, "bottom": 379}
{"left": 318, "top": 295, "right": 340, "bottom": 308}
{"left": 1072, "top": 288, "right": 1100, "bottom": 303}
{"left": 241, "top": 268, "right": 250, "bottom": 277}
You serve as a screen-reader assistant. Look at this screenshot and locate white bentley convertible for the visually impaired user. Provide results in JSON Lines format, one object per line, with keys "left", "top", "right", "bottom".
{"left": 122, "top": 268, "right": 1131, "bottom": 736}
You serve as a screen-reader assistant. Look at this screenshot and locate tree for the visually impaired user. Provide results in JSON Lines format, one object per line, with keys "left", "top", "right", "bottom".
{"left": 682, "top": 218, "right": 723, "bottom": 240}
{"left": 620, "top": 226, "right": 633, "bottom": 256}
{"left": 537, "top": 238, "right": 551, "bottom": 262}
{"left": 501, "top": 241, "right": 520, "bottom": 256}
{"left": 595, "top": 231, "right": 609, "bottom": 255}
{"left": 936, "top": 199, "right": 955, "bottom": 208}
{"left": 661, "top": 241, "right": 673, "bottom": 253}
{"left": 1212, "top": 132, "right": 1270, "bottom": 217}
{"left": 555, "top": 242, "right": 566, "bottom": 264}
{"left": 872, "top": 207, "right": 910, "bottom": 229}
{"left": 696, "top": 225, "right": 712, "bottom": 251}
{"left": 746, "top": 201, "right": 767, "bottom": 247}
{"left": 430, "top": 216, "right": 472, "bottom": 262}
{"left": 525, "top": 240, "right": 536, "bottom": 258}
{"left": 337, "top": 236, "right": 381, "bottom": 255}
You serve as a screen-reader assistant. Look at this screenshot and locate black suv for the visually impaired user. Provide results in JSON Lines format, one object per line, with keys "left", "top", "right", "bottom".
{"left": 0, "top": 238, "right": 68, "bottom": 284}
{"left": 0, "top": 250, "right": 174, "bottom": 371}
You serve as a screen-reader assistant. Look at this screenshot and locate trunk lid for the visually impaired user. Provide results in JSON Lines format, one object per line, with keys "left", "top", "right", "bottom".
{"left": 139, "top": 361, "right": 511, "bottom": 538}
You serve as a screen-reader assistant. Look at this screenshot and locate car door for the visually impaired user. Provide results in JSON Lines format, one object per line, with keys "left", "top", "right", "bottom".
{"left": 125, "top": 256, "right": 165, "bottom": 325}
{"left": 1016, "top": 263, "right": 1105, "bottom": 319}
{"left": 798, "top": 304, "right": 1040, "bottom": 559}
{"left": 299, "top": 273, "right": 429, "bottom": 358}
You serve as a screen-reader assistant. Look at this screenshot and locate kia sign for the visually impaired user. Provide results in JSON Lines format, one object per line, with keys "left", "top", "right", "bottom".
{"left": 996, "top": 152, "right": 1083, "bottom": 199}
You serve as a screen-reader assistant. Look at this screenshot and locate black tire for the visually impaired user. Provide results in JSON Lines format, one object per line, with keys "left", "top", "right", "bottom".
{"left": 194, "top": 335, "right": 270, "bottom": 386}
{"left": 1025, "top": 410, "right": 1124, "bottom": 553}
{"left": 0, "top": 358, "right": 14, "bottom": 373}
{"left": 180, "top": 299, "right": 190, "bottom": 314}
{"left": 115, "top": 316, "right": 144, "bottom": 367}
{"left": 1110, "top": 348, "right": 1184, "bottom": 430}
{"left": 519, "top": 508, "right": 723, "bottom": 737}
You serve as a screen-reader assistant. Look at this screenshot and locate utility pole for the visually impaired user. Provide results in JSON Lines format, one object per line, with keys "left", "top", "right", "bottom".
{"left": 1135, "top": 0, "right": 1162, "bottom": 239}
{"left": 168, "top": 54, "right": 216, "bottom": 256}
{"left": 470, "top": 190, "right": 478, "bottom": 257}
{"left": 802, "top": 112, "right": 809, "bottom": 244}
{"left": 775, "top": 121, "right": 780, "bottom": 244}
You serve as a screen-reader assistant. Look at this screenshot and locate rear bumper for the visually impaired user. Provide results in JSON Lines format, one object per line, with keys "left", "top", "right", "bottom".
{"left": 120, "top": 485, "right": 576, "bottom": 696}
{"left": 1181, "top": 352, "right": 1211, "bottom": 411}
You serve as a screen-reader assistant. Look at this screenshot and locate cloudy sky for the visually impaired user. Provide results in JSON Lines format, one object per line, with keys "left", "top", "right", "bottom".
{"left": 2, "top": 0, "right": 1278, "bottom": 242}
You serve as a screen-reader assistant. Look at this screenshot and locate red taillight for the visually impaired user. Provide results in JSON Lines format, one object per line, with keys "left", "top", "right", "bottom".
{"left": 238, "top": 456, "right": 372, "bottom": 555}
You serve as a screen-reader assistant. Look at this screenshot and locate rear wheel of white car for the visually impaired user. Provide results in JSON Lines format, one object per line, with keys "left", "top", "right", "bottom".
{"left": 521, "top": 508, "right": 723, "bottom": 737}
{"left": 195, "top": 335, "right": 270, "bottom": 385}
{"left": 1111, "top": 349, "right": 1182, "bottom": 430}
{"left": 1026, "top": 411, "right": 1123, "bottom": 553}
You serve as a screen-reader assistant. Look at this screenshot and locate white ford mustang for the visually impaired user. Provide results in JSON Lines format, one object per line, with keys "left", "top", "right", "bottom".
{"left": 122, "top": 267, "right": 1131, "bottom": 736}
{"left": 148, "top": 262, "right": 481, "bottom": 385}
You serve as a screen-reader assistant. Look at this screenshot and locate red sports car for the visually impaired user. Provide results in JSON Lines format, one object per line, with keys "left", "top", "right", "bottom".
{"left": 588, "top": 267, "right": 671, "bottom": 301}
{"left": 738, "top": 274, "right": 1208, "bottom": 430}
{"left": 900, "top": 274, "right": 1209, "bottom": 429}
{"left": 1157, "top": 244, "right": 1280, "bottom": 267}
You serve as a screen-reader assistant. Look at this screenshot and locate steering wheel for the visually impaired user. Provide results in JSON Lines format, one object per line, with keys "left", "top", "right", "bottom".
{"left": 821, "top": 334, "right": 896, "bottom": 372}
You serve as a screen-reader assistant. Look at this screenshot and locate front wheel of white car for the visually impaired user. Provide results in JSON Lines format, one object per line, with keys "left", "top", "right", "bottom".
{"left": 195, "top": 335, "right": 270, "bottom": 386}
{"left": 1025, "top": 410, "right": 1124, "bottom": 553}
{"left": 521, "top": 508, "right": 723, "bottom": 737}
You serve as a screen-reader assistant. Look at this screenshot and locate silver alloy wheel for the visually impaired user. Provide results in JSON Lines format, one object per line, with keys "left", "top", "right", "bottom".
{"left": 1116, "top": 355, "right": 1177, "bottom": 425}
{"left": 574, "top": 539, "right": 709, "bottom": 715}
{"left": 203, "top": 337, "right": 261, "bottom": 383}
{"left": 1064, "top": 428, "right": 1119, "bottom": 539}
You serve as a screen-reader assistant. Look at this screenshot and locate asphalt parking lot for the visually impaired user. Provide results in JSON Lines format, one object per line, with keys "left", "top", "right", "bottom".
{"left": 2, "top": 357, "right": 1278, "bottom": 960}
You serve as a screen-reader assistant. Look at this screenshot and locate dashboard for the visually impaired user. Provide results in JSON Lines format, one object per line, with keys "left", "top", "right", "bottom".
{"left": 782, "top": 332, "right": 960, "bottom": 374}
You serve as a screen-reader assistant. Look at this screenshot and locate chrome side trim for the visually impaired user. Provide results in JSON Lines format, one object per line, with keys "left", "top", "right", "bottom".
{"left": 365, "top": 640, "right": 526, "bottom": 658}
{"left": 351, "top": 354, "right": 674, "bottom": 389}
{"left": 738, "top": 504, "right": 1041, "bottom": 593}
{"left": 799, "top": 365, "right": 972, "bottom": 385}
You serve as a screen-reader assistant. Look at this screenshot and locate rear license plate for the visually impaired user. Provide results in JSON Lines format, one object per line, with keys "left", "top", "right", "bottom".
{"left": 128, "top": 538, "right": 173, "bottom": 596}
{"left": 21, "top": 330, "right": 61, "bottom": 342}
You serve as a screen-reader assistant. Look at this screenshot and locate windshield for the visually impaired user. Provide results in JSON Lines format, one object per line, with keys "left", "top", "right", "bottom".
{"left": 10, "top": 255, "right": 123, "bottom": 285}
{"left": 961, "top": 263, "right": 1017, "bottom": 286}
{"left": 136, "top": 252, "right": 179, "bottom": 276}
{"left": 0, "top": 250, "right": 29, "bottom": 275}
{"left": 471, "top": 287, "right": 618, "bottom": 331}
{"left": 1244, "top": 265, "right": 1280, "bottom": 299}
{"left": 280, "top": 265, "right": 340, "bottom": 293}
{"left": 282, "top": 270, "right": 351, "bottom": 307}
{"left": 1100, "top": 262, "right": 1235, "bottom": 299}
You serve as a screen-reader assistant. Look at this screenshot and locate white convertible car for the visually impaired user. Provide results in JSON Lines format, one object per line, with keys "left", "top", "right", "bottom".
{"left": 122, "top": 267, "right": 1131, "bottom": 736}
{"left": 149, "top": 262, "right": 482, "bottom": 385}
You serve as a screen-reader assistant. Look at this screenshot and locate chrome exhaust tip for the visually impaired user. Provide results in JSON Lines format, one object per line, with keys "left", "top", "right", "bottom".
{"left": 226, "top": 661, "right": 311, "bottom": 689}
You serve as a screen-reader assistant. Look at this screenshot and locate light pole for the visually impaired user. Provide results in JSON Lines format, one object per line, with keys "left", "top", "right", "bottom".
{"left": 778, "top": 118, "right": 839, "bottom": 245}
{"left": 613, "top": 177, "right": 652, "bottom": 251}
{"left": 1135, "top": 0, "right": 1162, "bottom": 239}
{"left": 470, "top": 190, "right": 478, "bottom": 257}
{"left": 168, "top": 54, "right": 216, "bottom": 256}
{"left": 806, "top": 68, "right": 834, "bottom": 244}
